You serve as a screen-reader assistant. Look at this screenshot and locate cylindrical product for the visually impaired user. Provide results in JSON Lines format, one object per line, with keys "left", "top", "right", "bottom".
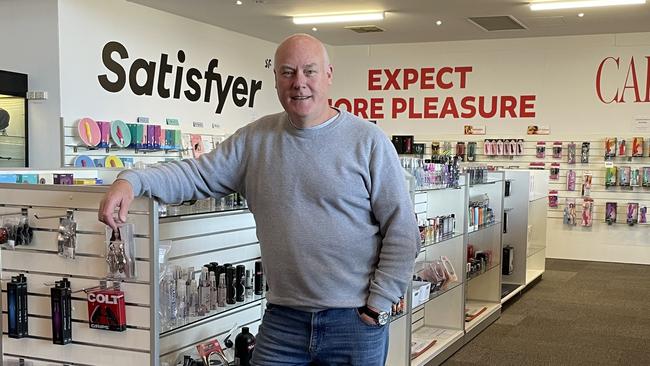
{"left": 234, "top": 326, "right": 256, "bottom": 366}
{"left": 245, "top": 269, "right": 253, "bottom": 298}
{"left": 254, "top": 261, "right": 263, "bottom": 295}
{"left": 236, "top": 265, "right": 246, "bottom": 302}
{"left": 209, "top": 272, "right": 217, "bottom": 310}
{"left": 226, "top": 267, "right": 236, "bottom": 304}
{"left": 217, "top": 273, "right": 226, "bottom": 307}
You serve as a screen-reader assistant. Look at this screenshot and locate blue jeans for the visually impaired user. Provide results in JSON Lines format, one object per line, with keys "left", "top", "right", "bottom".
{"left": 251, "top": 303, "right": 389, "bottom": 365}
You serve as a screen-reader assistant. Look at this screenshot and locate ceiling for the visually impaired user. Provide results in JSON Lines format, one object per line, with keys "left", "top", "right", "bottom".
{"left": 129, "top": 0, "right": 650, "bottom": 46}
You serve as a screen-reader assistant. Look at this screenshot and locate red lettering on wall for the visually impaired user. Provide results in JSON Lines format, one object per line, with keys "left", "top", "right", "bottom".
{"left": 620, "top": 56, "right": 642, "bottom": 103}
{"left": 368, "top": 69, "right": 382, "bottom": 91}
{"left": 455, "top": 66, "right": 473, "bottom": 88}
{"left": 392, "top": 98, "right": 407, "bottom": 118}
{"left": 520, "top": 95, "right": 536, "bottom": 118}
{"left": 439, "top": 97, "right": 459, "bottom": 118}
{"left": 420, "top": 68, "right": 435, "bottom": 89}
{"left": 369, "top": 98, "right": 384, "bottom": 119}
{"left": 403, "top": 69, "right": 418, "bottom": 90}
{"left": 436, "top": 67, "right": 454, "bottom": 90}
{"left": 408, "top": 98, "right": 422, "bottom": 119}
{"left": 596, "top": 57, "right": 620, "bottom": 104}
{"left": 423, "top": 97, "right": 438, "bottom": 118}
{"left": 384, "top": 69, "right": 401, "bottom": 90}
{"left": 499, "top": 96, "right": 517, "bottom": 118}
{"left": 460, "top": 96, "right": 477, "bottom": 118}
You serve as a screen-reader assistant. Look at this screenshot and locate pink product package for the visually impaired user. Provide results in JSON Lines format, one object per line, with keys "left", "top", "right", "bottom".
{"left": 536, "top": 142, "right": 546, "bottom": 158}
{"left": 567, "top": 170, "right": 576, "bottom": 191}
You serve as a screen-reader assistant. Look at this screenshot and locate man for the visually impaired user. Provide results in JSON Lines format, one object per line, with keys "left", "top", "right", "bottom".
{"left": 99, "top": 34, "right": 419, "bottom": 365}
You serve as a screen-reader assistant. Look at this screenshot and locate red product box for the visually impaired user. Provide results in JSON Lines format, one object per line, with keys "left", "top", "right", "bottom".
{"left": 87, "top": 288, "right": 127, "bottom": 331}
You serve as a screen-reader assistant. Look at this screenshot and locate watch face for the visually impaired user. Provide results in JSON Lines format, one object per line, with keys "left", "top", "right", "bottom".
{"left": 377, "top": 311, "right": 389, "bottom": 326}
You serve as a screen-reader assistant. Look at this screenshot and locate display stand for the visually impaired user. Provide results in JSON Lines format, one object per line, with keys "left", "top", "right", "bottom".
{"left": 463, "top": 171, "right": 504, "bottom": 343}
{"left": 409, "top": 176, "right": 467, "bottom": 366}
{"left": 0, "top": 182, "right": 262, "bottom": 365}
{"left": 501, "top": 170, "right": 548, "bottom": 303}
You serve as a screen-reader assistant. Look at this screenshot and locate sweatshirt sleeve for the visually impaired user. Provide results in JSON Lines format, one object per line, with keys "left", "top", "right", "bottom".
{"left": 118, "top": 127, "right": 248, "bottom": 204}
{"left": 366, "top": 133, "right": 420, "bottom": 312}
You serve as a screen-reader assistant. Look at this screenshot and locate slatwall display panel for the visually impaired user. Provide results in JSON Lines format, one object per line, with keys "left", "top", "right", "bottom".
{"left": 415, "top": 136, "right": 650, "bottom": 265}
{"left": 1, "top": 271, "right": 150, "bottom": 306}
{"left": 1, "top": 294, "right": 150, "bottom": 328}
{"left": 159, "top": 211, "right": 256, "bottom": 240}
{"left": 159, "top": 303, "right": 262, "bottom": 362}
{"left": 3, "top": 337, "right": 149, "bottom": 365}
{"left": 0, "top": 186, "right": 153, "bottom": 365}
{"left": 62, "top": 121, "right": 183, "bottom": 168}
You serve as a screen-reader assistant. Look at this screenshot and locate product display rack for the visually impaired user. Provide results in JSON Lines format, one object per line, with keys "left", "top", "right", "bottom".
{"left": 463, "top": 171, "right": 504, "bottom": 343}
{"left": 0, "top": 180, "right": 263, "bottom": 366}
{"left": 409, "top": 175, "right": 467, "bottom": 366}
{"left": 500, "top": 170, "right": 548, "bottom": 303}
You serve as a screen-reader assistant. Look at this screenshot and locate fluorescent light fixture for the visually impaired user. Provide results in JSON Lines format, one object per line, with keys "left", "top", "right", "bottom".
{"left": 293, "top": 12, "right": 384, "bottom": 25}
{"left": 531, "top": 0, "right": 645, "bottom": 11}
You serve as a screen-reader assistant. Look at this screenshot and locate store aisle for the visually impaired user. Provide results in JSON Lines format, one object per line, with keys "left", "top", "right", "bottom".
{"left": 443, "top": 259, "right": 650, "bottom": 366}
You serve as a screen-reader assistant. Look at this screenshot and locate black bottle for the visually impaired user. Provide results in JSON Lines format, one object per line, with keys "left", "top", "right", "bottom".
{"left": 236, "top": 265, "right": 246, "bottom": 302}
{"left": 234, "top": 326, "right": 256, "bottom": 366}
{"left": 226, "top": 266, "right": 236, "bottom": 304}
{"left": 254, "top": 261, "right": 263, "bottom": 295}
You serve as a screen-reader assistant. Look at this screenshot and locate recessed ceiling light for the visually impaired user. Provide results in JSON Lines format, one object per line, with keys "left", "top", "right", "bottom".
{"left": 293, "top": 12, "right": 385, "bottom": 25}
{"left": 236, "top": 0, "right": 242, "bottom": 5}
{"left": 436, "top": 20, "right": 443, "bottom": 26}
{"left": 578, "top": 12, "right": 585, "bottom": 16}
{"left": 312, "top": 27, "right": 318, "bottom": 32}
{"left": 530, "top": 0, "right": 645, "bottom": 11}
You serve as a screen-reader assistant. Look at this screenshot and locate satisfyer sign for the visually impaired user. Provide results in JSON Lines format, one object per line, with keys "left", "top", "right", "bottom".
{"left": 330, "top": 66, "right": 537, "bottom": 120}
{"left": 596, "top": 56, "right": 650, "bottom": 104}
{"left": 97, "top": 41, "right": 263, "bottom": 114}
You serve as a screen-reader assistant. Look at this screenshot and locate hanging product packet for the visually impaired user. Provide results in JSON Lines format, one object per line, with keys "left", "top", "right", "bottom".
{"left": 552, "top": 141, "right": 562, "bottom": 159}
{"left": 566, "top": 169, "right": 576, "bottom": 191}
{"left": 105, "top": 223, "right": 137, "bottom": 279}
{"left": 567, "top": 142, "right": 576, "bottom": 164}
{"left": 536, "top": 141, "right": 546, "bottom": 158}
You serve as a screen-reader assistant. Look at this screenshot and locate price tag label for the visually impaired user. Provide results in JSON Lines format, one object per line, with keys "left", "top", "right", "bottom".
{"left": 193, "top": 121, "right": 204, "bottom": 128}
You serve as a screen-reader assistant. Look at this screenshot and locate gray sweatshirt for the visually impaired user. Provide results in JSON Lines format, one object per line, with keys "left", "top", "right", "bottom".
{"left": 119, "top": 109, "right": 419, "bottom": 312}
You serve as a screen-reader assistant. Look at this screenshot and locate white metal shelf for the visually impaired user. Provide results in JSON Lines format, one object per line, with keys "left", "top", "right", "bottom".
{"left": 411, "top": 328, "right": 464, "bottom": 366}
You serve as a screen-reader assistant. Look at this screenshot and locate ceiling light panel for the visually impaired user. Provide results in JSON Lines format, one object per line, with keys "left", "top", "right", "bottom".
{"left": 293, "top": 12, "right": 384, "bottom": 25}
{"left": 530, "top": 0, "right": 646, "bottom": 11}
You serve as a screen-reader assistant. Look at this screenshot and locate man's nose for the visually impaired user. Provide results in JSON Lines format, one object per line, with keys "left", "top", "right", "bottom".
{"left": 292, "top": 72, "right": 306, "bottom": 88}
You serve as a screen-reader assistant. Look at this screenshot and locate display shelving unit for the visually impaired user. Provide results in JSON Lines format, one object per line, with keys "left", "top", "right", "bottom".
{"left": 500, "top": 169, "right": 548, "bottom": 304}
{"left": 0, "top": 179, "right": 263, "bottom": 366}
{"left": 463, "top": 171, "right": 504, "bottom": 343}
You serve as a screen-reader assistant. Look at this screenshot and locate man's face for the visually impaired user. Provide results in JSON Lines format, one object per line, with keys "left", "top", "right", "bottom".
{"left": 274, "top": 37, "right": 332, "bottom": 127}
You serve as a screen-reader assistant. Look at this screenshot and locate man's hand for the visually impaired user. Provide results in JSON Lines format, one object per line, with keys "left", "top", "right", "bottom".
{"left": 98, "top": 179, "right": 134, "bottom": 230}
{"left": 358, "top": 305, "right": 381, "bottom": 326}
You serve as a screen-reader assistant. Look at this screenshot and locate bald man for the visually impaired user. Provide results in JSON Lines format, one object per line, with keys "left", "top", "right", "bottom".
{"left": 99, "top": 34, "right": 419, "bottom": 365}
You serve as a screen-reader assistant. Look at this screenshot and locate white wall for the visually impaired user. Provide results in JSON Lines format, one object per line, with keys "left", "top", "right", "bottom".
{"left": 329, "top": 33, "right": 650, "bottom": 265}
{"left": 330, "top": 33, "right": 650, "bottom": 138}
{"left": 0, "top": 0, "right": 62, "bottom": 168}
{"left": 58, "top": 0, "right": 281, "bottom": 137}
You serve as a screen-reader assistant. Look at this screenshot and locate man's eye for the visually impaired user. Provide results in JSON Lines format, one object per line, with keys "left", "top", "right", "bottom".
{"left": 306, "top": 70, "right": 316, "bottom": 76}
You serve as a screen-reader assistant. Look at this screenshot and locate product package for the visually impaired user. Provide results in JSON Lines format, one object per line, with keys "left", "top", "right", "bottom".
{"left": 431, "top": 141, "right": 440, "bottom": 156}
{"left": 564, "top": 199, "right": 577, "bottom": 226}
{"left": 567, "top": 170, "right": 577, "bottom": 191}
{"left": 87, "top": 281, "right": 127, "bottom": 332}
{"left": 105, "top": 224, "right": 137, "bottom": 279}
{"left": 57, "top": 213, "right": 77, "bottom": 259}
{"left": 643, "top": 167, "right": 650, "bottom": 187}
{"left": 97, "top": 121, "right": 111, "bottom": 149}
{"left": 550, "top": 163, "right": 560, "bottom": 180}
{"left": 581, "top": 198, "right": 594, "bottom": 227}
{"left": 567, "top": 142, "right": 577, "bottom": 164}
{"left": 536, "top": 141, "right": 546, "bottom": 158}
{"left": 517, "top": 139, "right": 525, "bottom": 155}
{"left": 548, "top": 190, "right": 559, "bottom": 208}
{"left": 605, "top": 166, "right": 618, "bottom": 187}
{"left": 529, "top": 162, "right": 545, "bottom": 170}
{"left": 627, "top": 203, "right": 639, "bottom": 225}
{"left": 581, "top": 142, "right": 590, "bottom": 163}
{"left": 582, "top": 172, "right": 593, "bottom": 197}
{"left": 50, "top": 278, "right": 72, "bottom": 345}
{"left": 1, "top": 212, "right": 33, "bottom": 249}
{"left": 640, "top": 206, "right": 647, "bottom": 224}
{"left": 605, "top": 202, "right": 617, "bottom": 225}
{"left": 631, "top": 169, "right": 641, "bottom": 187}
{"left": 604, "top": 137, "right": 617, "bottom": 158}
{"left": 552, "top": 141, "right": 562, "bottom": 159}
{"left": 618, "top": 139, "right": 627, "bottom": 157}
{"left": 496, "top": 140, "right": 504, "bottom": 156}
{"left": 618, "top": 166, "right": 631, "bottom": 187}
{"left": 455, "top": 142, "right": 466, "bottom": 161}
{"left": 466, "top": 142, "right": 477, "bottom": 162}
{"left": 633, "top": 137, "right": 644, "bottom": 157}
{"left": 7, "top": 274, "right": 28, "bottom": 338}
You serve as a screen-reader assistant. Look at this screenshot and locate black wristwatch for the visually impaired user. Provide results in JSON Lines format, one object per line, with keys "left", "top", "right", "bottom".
{"left": 358, "top": 305, "right": 389, "bottom": 326}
